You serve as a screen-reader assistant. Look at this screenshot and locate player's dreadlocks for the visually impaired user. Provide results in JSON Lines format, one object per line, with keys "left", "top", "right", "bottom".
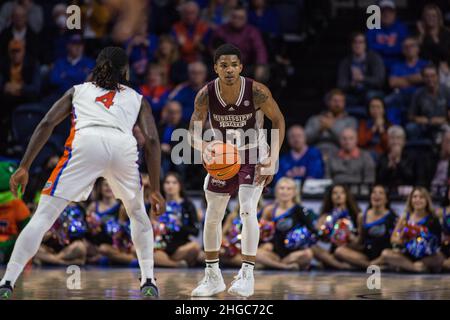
{"left": 92, "top": 46, "right": 128, "bottom": 90}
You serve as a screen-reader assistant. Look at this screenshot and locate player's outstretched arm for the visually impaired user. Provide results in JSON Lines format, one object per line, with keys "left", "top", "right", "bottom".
{"left": 137, "top": 98, "right": 165, "bottom": 216}
{"left": 10, "top": 88, "right": 74, "bottom": 197}
{"left": 253, "top": 81, "right": 286, "bottom": 186}
{"left": 189, "top": 85, "right": 209, "bottom": 152}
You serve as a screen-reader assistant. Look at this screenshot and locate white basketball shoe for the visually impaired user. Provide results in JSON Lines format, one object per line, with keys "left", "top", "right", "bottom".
{"left": 227, "top": 265, "right": 254, "bottom": 297}
{"left": 191, "top": 266, "right": 226, "bottom": 297}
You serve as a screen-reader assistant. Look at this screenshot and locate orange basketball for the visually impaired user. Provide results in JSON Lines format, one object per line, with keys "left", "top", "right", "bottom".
{"left": 203, "top": 142, "right": 241, "bottom": 180}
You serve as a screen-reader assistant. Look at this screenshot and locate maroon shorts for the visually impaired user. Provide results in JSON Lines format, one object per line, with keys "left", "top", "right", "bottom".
{"left": 204, "top": 163, "right": 256, "bottom": 195}
{"left": 204, "top": 147, "right": 266, "bottom": 196}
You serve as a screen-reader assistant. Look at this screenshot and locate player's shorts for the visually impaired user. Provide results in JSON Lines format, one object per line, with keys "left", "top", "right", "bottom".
{"left": 203, "top": 148, "right": 266, "bottom": 195}
{"left": 42, "top": 126, "right": 141, "bottom": 203}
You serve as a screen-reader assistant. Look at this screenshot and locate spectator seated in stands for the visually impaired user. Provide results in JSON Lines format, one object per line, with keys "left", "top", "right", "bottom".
{"left": 49, "top": 33, "right": 95, "bottom": 96}
{"left": 326, "top": 127, "right": 375, "bottom": 186}
{"left": 366, "top": 0, "right": 408, "bottom": 71}
{"left": 169, "top": 61, "right": 207, "bottom": 123}
{"left": 358, "top": 98, "right": 390, "bottom": 160}
{"left": 275, "top": 125, "right": 324, "bottom": 186}
{"left": 171, "top": 1, "right": 210, "bottom": 63}
{"left": 417, "top": 4, "right": 450, "bottom": 67}
{"left": 211, "top": 5, "right": 269, "bottom": 82}
{"left": 139, "top": 64, "right": 171, "bottom": 121}
{"left": 376, "top": 126, "right": 427, "bottom": 194}
{"left": 125, "top": 23, "right": 159, "bottom": 86}
{"left": 42, "top": 3, "right": 70, "bottom": 66}
{"left": 158, "top": 101, "right": 188, "bottom": 177}
{"left": 201, "top": 0, "right": 238, "bottom": 30}
{"left": 305, "top": 89, "right": 357, "bottom": 160}
{"left": 248, "top": 0, "right": 280, "bottom": 38}
{"left": 0, "top": 162, "right": 31, "bottom": 265}
{"left": 0, "top": 0, "right": 43, "bottom": 34}
{"left": 406, "top": 64, "right": 450, "bottom": 144}
{"left": 385, "top": 36, "right": 428, "bottom": 124}
{"left": 152, "top": 172, "right": 202, "bottom": 268}
{"left": 337, "top": 32, "right": 385, "bottom": 109}
{"left": 0, "top": 39, "right": 40, "bottom": 150}
{"left": 0, "top": 3, "right": 40, "bottom": 60}
{"left": 153, "top": 35, "right": 188, "bottom": 86}
{"left": 430, "top": 130, "right": 450, "bottom": 197}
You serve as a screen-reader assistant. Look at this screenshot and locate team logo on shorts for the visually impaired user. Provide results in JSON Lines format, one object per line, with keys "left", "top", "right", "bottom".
{"left": 44, "top": 181, "right": 53, "bottom": 190}
{"left": 243, "top": 100, "right": 250, "bottom": 106}
{"left": 210, "top": 178, "right": 226, "bottom": 188}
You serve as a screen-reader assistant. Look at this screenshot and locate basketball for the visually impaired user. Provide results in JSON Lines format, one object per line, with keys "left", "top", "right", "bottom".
{"left": 202, "top": 142, "right": 241, "bottom": 180}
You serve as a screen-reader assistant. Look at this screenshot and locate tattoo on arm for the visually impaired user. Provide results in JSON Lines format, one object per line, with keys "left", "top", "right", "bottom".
{"left": 189, "top": 87, "right": 209, "bottom": 150}
{"left": 189, "top": 87, "right": 208, "bottom": 132}
{"left": 253, "top": 83, "right": 269, "bottom": 107}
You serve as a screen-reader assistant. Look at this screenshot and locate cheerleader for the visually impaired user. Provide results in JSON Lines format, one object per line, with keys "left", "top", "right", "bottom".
{"left": 334, "top": 185, "right": 397, "bottom": 268}
{"left": 380, "top": 187, "right": 443, "bottom": 273}
{"left": 256, "top": 178, "right": 316, "bottom": 270}
{"left": 34, "top": 203, "right": 88, "bottom": 266}
{"left": 435, "top": 187, "right": 450, "bottom": 271}
{"left": 84, "top": 178, "right": 125, "bottom": 265}
{"left": 94, "top": 209, "right": 138, "bottom": 266}
{"left": 312, "top": 184, "right": 360, "bottom": 270}
{"left": 152, "top": 172, "right": 201, "bottom": 268}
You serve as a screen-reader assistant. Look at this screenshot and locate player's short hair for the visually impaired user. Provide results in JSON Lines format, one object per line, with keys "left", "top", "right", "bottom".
{"left": 214, "top": 44, "right": 242, "bottom": 64}
{"left": 92, "top": 46, "right": 128, "bottom": 90}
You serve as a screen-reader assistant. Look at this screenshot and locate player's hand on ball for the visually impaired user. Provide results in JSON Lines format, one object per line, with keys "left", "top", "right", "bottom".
{"left": 150, "top": 191, "right": 166, "bottom": 216}
{"left": 10, "top": 167, "right": 28, "bottom": 197}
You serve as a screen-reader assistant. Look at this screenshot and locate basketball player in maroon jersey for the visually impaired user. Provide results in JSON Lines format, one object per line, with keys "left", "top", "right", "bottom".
{"left": 190, "top": 44, "right": 285, "bottom": 297}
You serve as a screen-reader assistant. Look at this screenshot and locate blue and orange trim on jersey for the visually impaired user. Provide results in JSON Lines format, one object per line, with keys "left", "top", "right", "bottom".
{"left": 42, "top": 111, "right": 76, "bottom": 196}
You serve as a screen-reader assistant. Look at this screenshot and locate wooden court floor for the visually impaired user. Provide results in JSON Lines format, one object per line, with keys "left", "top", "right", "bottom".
{"left": 1, "top": 266, "right": 450, "bottom": 300}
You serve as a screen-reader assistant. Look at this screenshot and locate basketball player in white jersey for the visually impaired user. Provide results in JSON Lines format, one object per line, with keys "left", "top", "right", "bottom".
{"left": 0, "top": 47, "right": 165, "bottom": 299}
{"left": 190, "top": 44, "right": 285, "bottom": 297}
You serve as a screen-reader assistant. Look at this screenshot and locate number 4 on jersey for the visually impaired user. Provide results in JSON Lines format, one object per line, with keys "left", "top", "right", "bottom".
{"left": 95, "top": 91, "right": 116, "bottom": 109}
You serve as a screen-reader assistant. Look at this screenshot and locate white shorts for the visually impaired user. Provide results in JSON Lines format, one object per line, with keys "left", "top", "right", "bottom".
{"left": 42, "top": 126, "right": 142, "bottom": 202}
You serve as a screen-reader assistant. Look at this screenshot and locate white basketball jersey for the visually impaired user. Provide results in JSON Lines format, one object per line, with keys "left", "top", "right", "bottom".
{"left": 72, "top": 82, "right": 142, "bottom": 134}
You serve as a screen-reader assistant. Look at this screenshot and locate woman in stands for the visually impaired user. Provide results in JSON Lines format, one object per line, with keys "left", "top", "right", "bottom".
{"left": 334, "top": 185, "right": 397, "bottom": 269}
{"left": 380, "top": 187, "right": 443, "bottom": 272}
{"left": 358, "top": 98, "right": 390, "bottom": 160}
{"left": 312, "top": 184, "right": 360, "bottom": 270}
{"left": 152, "top": 172, "right": 201, "bottom": 268}
{"left": 256, "top": 178, "right": 316, "bottom": 270}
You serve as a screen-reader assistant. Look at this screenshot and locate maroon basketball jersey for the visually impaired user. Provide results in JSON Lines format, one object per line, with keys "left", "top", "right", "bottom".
{"left": 206, "top": 76, "right": 265, "bottom": 149}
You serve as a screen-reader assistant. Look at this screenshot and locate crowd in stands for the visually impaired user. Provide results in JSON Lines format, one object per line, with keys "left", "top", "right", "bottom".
{"left": 1, "top": 0, "right": 450, "bottom": 273}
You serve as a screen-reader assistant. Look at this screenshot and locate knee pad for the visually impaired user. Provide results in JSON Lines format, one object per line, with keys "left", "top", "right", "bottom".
{"left": 204, "top": 191, "right": 230, "bottom": 226}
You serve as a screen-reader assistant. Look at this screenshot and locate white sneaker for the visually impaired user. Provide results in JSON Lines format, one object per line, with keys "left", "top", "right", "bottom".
{"left": 227, "top": 267, "right": 254, "bottom": 297}
{"left": 191, "top": 267, "right": 226, "bottom": 297}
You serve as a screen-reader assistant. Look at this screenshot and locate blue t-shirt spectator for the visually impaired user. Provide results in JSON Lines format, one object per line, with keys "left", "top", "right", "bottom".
{"left": 50, "top": 56, "right": 95, "bottom": 94}
{"left": 169, "top": 83, "right": 199, "bottom": 123}
{"left": 366, "top": 20, "right": 409, "bottom": 70}
{"left": 248, "top": 7, "right": 280, "bottom": 36}
{"left": 275, "top": 147, "right": 325, "bottom": 184}
{"left": 390, "top": 59, "right": 428, "bottom": 95}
